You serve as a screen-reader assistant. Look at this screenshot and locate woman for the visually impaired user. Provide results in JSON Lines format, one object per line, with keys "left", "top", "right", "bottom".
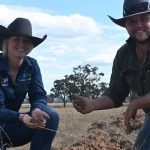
{"left": 0, "top": 17, "right": 59, "bottom": 150}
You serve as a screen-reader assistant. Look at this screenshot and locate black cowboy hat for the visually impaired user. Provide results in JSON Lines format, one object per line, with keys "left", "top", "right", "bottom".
{"left": 109, "top": 0, "right": 150, "bottom": 27}
{"left": 0, "top": 17, "right": 47, "bottom": 48}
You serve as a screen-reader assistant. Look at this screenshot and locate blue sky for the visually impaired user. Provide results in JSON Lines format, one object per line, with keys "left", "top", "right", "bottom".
{"left": 0, "top": 0, "right": 128, "bottom": 93}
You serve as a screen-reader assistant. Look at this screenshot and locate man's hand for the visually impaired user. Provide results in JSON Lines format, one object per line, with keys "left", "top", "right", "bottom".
{"left": 73, "top": 95, "right": 94, "bottom": 114}
{"left": 124, "top": 101, "right": 137, "bottom": 134}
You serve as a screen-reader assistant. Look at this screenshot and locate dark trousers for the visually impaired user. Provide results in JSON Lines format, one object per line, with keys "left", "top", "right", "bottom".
{"left": 1, "top": 106, "right": 59, "bottom": 150}
{"left": 134, "top": 112, "right": 150, "bottom": 150}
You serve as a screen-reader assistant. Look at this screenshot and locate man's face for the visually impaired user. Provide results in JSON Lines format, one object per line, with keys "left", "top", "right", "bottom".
{"left": 125, "top": 13, "right": 150, "bottom": 43}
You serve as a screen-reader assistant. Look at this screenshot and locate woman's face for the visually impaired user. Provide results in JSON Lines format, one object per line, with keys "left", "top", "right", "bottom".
{"left": 7, "top": 36, "right": 33, "bottom": 59}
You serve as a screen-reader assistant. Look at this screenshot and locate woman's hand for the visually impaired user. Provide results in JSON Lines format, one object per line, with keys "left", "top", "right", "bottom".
{"left": 19, "top": 114, "right": 37, "bottom": 128}
{"left": 31, "top": 108, "right": 49, "bottom": 128}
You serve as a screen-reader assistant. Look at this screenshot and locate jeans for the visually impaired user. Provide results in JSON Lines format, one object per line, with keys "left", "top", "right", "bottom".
{"left": 134, "top": 112, "right": 150, "bottom": 150}
{"left": 1, "top": 106, "right": 59, "bottom": 150}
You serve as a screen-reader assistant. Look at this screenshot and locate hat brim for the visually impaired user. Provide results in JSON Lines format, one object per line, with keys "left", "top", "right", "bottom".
{"left": 0, "top": 25, "right": 47, "bottom": 48}
{"left": 108, "top": 10, "right": 150, "bottom": 27}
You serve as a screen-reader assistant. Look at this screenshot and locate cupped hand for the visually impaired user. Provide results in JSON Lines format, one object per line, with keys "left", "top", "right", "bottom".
{"left": 31, "top": 108, "right": 49, "bottom": 128}
{"left": 73, "top": 95, "right": 93, "bottom": 114}
{"left": 124, "top": 102, "right": 137, "bottom": 134}
{"left": 19, "top": 114, "right": 36, "bottom": 128}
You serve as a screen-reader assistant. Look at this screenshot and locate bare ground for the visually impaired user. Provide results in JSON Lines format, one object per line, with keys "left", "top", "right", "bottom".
{"left": 53, "top": 108, "right": 144, "bottom": 150}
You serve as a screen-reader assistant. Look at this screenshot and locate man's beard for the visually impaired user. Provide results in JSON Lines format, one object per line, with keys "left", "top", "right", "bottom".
{"left": 134, "top": 36, "right": 150, "bottom": 44}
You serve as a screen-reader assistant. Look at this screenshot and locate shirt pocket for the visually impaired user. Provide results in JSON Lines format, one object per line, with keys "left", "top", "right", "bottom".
{"left": 16, "top": 69, "right": 32, "bottom": 94}
{"left": 16, "top": 80, "right": 30, "bottom": 94}
{"left": 121, "top": 69, "right": 142, "bottom": 95}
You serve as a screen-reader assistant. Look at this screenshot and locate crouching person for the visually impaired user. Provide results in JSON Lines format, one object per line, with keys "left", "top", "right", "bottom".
{"left": 0, "top": 17, "right": 59, "bottom": 150}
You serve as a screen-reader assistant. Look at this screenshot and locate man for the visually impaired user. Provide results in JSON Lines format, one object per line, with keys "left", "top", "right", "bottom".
{"left": 73, "top": 0, "right": 150, "bottom": 149}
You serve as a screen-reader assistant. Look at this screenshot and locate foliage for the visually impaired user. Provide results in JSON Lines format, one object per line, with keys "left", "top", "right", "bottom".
{"left": 49, "top": 64, "right": 108, "bottom": 106}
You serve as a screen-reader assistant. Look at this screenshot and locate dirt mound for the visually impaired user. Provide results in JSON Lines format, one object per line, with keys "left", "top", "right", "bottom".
{"left": 53, "top": 112, "right": 144, "bottom": 150}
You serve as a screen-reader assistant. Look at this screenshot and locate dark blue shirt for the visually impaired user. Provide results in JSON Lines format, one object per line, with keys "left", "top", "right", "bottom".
{"left": 0, "top": 56, "right": 47, "bottom": 123}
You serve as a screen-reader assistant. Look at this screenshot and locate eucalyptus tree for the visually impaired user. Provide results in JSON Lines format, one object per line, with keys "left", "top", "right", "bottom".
{"left": 49, "top": 64, "right": 108, "bottom": 107}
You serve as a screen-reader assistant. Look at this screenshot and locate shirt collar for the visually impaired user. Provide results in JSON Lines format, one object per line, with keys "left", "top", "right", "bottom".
{"left": 126, "top": 37, "right": 136, "bottom": 48}
{"left": 0, "top": 56, "right": 32, "bottom": 71}
{"left": 23, "top": 56, "right": 32, "bottom": 67}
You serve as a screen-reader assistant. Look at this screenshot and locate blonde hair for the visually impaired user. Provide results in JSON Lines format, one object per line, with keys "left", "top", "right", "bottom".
{"left": 1, "top": 39, "right": 8, "bottom": 58}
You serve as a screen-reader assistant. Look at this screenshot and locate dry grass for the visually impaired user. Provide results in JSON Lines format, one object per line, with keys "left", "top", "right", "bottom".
{"left": 53, "top": 105, "right": 128, "bottom": 148}
{"left": 8, "top": 103, "right": 133, "bottom": 149}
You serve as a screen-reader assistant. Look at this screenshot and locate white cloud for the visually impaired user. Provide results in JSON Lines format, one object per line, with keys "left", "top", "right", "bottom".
{"left": 86, "top": 54, "right": 114, "bottom": 63}
{"left": 0, "top": 4, "right": 127, "bottom": 93}
{"left": 36, "top": 56, "right": 57, "bottom": 62}
{"left": 0, "top": 5, "right": 101, "bottom": 38}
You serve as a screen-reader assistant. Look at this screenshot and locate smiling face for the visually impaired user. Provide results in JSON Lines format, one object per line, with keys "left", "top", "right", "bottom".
{"left": 125, "top": 13, "right": 150, "bottom": 43}
{"left": 7, "top": 36, "right": 34, "bottom": 60}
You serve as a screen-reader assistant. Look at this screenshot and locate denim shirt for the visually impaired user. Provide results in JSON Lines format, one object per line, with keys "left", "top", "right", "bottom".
{"left": 102, "top": 38, "right": 150, "bottom": 109}
{"left": 0, "top": 56, "right": 47, "bottom": 123}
